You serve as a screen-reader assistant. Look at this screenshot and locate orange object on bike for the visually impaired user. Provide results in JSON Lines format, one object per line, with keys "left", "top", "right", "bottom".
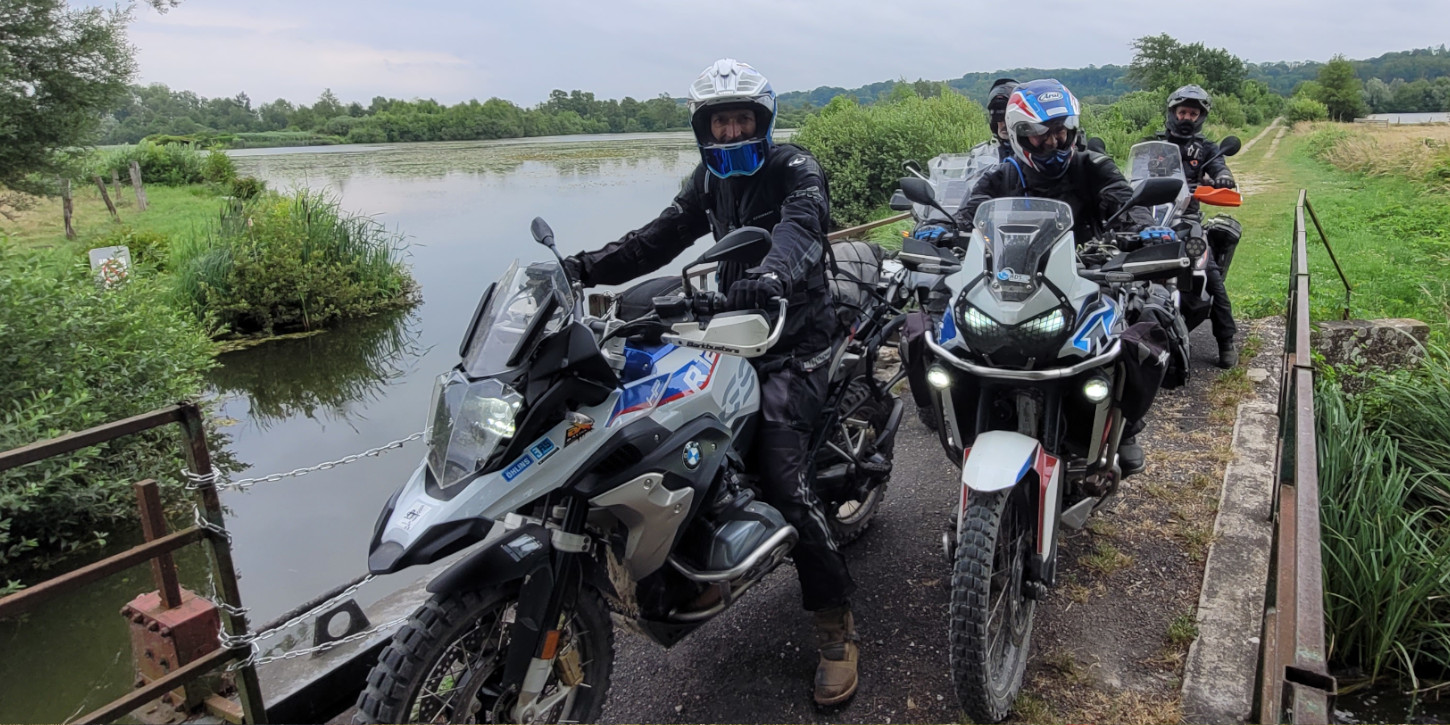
{"left": 1193, "top": 186, "right": 1242, "bottom": 207}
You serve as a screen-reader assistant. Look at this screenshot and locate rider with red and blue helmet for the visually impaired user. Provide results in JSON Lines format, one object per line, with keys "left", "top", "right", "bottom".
{"left": 932, "top": 80, "right": 1168, "bottom": 476}
{"left": 562, "top": 59, "right": 860, "bottom": 707}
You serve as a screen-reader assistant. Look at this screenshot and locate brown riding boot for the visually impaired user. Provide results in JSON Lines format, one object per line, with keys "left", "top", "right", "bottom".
{"left": 812, "top": 604, "right": 859, "bottom": 706}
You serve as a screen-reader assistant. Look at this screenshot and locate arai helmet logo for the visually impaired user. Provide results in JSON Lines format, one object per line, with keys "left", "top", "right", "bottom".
{"left": 1038, "top": 91, "right": 1063, "bottom": 102}
{"left": 997, "top": 268, "right": 1014, "bottom": 281}
{"left": 683, "top": 441, "right": 702, "bottom": 469}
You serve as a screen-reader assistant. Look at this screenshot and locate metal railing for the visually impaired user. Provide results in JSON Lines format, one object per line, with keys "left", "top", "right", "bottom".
{"left": 0, "top": 403, "right": 267, "bottom": 724}
{"left": 827, "top": 212, "right": 911, "bottom": 241}
{"left": 1257, "top": 190, "right": 1340, "bottom": 723}
{"left": 1298, "top": 190, "right": 1352, "bottom": 320}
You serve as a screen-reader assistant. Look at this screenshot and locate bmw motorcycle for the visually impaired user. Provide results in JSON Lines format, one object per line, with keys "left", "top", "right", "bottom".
{"left": 354, "top": 220, "right": 903, "bottom": 724}
{"left": 896, "top": 175, "right": 1187, "bottom": 723}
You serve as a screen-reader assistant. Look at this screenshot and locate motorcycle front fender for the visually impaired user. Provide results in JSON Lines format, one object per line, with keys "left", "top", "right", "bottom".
{"left": 960, "top": 431, "right": 1064, "bottom": 582}
{"left": 426, "top": 522, "right": 553, "bottom": 595}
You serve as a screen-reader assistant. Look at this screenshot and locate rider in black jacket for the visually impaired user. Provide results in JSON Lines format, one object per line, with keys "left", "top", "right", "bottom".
{"left": 922, "top": 79, "right": 1168, "bottom": 476}
{"left": 986, "top": 78, "right": 1018, "bottom": 161}
{"left": 562, "top": 59, "right": 860, "bottom": 708}
{"left": 1158, "top": 84, "right": 1239, "bottom": 367}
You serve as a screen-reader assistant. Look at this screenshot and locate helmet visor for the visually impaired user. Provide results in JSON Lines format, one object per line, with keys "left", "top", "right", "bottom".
{"left": 703, "top": 139, "right": 767, "bottom": 178}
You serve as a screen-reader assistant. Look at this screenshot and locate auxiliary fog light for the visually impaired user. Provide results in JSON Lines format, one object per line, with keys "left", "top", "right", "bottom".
{"left": 927, "top": 365, "right": 953, "bottom": 390}
{"left": 1082, "top": 376, "right": 1111, "bottom": 404}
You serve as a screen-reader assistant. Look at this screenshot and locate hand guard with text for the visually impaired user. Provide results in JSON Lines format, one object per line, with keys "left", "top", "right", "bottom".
{"left": 726, "top": 275, "right": 785, "bottom": 312}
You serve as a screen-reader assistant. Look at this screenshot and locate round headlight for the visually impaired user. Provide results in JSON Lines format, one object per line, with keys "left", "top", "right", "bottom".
{"left": 1082, "top": 377, "right": 1111, "bottom": 403}
{"left": 926, "top": 365, "right": 952, "bottom": 390}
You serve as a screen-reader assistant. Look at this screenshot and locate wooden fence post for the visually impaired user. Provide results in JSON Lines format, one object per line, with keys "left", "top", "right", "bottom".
{"left": 94, "top": 176, "right": 121, "bottom": 223}
{"left": 129, "top": 161, "right": 149, "bottom": 211}
{"left": 110, "top": 169, "right": 124, "bottom": 206}
{"left": 60, "top": 177, "right": 76, "bottom": 239}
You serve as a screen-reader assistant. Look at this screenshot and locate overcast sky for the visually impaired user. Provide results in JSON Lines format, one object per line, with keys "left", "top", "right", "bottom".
{"left": 105, "top": 0, "right": 1450, "bottom": 106}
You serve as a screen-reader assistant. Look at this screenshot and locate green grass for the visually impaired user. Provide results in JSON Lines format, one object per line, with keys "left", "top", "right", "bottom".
{"left": 2, "top": 183, "right": 227, "bottom": 254}
{"left": 1168, "top": 612, "right": 1199, "bottom": 649}
{"left": 1227, "top": 124, "right": 1450, "bottom": 327}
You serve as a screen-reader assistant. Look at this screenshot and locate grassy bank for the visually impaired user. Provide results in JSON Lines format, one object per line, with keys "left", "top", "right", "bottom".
{"left": 1227, "top": 122, "right": 1450, "bottom": 327}
{"left": 0, "top": 143, "right": 415, "bottom": 587}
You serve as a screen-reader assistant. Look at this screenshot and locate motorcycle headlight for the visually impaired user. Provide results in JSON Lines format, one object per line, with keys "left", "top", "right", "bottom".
{"left": 1022, "top": 308, "right": 1066, "bottom": 336}
{"left": 425, "top": 372, "right": 523, "bottom": 490}
{"left": 960, "top": 305, "right": 1000, "bottom": 336}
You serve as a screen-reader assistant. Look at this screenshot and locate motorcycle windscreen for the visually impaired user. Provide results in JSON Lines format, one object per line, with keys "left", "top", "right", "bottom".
{"left": 972, "top": 197, "right": 1073, "bottom": 303}
{"left": 461, "top": 259, "right": 574, "bottom": 379}
{"left": 1127, "top": 141, "right": 1189, "bottom": 225}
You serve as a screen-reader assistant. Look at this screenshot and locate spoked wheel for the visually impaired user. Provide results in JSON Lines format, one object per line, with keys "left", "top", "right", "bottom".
{"left": 354, "top": 585, "right": 613, "bottom": 724}
{"left": 949, "top": 488, "right": 1036, "bottom": 723}
{"left": 818, "top": 379, "right": 894, "bottom": 545}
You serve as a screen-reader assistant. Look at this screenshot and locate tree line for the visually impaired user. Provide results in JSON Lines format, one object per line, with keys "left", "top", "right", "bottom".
{"left": 100, "top": 87, "right": 697, "bottom": 146}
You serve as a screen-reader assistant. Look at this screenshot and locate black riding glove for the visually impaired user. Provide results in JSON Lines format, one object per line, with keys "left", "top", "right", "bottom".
{"left": 1212, "top": 174, "right": 1236, "bottom": 190}
{"left": 726, "top": 274, "right": 785, "bottom": 311}
{"left": 561, "top": 255, "right": 588, "bottom": 286}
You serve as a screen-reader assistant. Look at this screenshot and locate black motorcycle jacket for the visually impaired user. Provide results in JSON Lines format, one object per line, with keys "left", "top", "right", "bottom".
{"left": 574, "top": 143, "right": 835, "bottom": 358}
{"left": 953, "top": 150, "right": 1156, "bottom": 243}
{"left": 1153, "top": 131, "right": 1233, "bottom": 186}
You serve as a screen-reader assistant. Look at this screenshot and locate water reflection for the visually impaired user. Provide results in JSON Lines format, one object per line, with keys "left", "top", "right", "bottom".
{"left": 230, "top": 133, "right": 697, "bottom": 186}
{"left": 207, "top": 307, "right": 424, "bottom": 429}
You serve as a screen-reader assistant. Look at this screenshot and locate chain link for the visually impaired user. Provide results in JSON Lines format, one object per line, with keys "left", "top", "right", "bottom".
{"left": 192, "top": 505, "right": 234, "bottom": 544}
{"left": 234, "top": 617, "right": 408, "bottom": 669}
{"left": 182, "top": 431, "right": 423, "bottom": 491}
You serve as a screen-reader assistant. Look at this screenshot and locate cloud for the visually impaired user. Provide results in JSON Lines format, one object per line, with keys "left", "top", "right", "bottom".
{"left": 108, "top": 0, "right": 1450, "bottom": 106}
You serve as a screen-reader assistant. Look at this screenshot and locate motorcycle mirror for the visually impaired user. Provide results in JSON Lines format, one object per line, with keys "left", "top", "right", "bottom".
{"left": 697, "top": 226, "right": 773, "bottom": 266}
{"left": 1219, "top": 136, "right": 1242, "bottom": 157}
{"left": 902, "top": 159, "right": 925, "bottom": 178}
{"left": 530, "top": 217, "right": 557, "bottom": 250}
{"left": 898, "top": 177, "right": 957, "bottom": 227}
{"left": 1102, "top": 176, "right": 1184, "bottom": 229}
{"left": 1085, "top": 136, "right": 1107, "bottom": 154}
{"left": 888, "top": 189, "right": 912, "bottom": 211}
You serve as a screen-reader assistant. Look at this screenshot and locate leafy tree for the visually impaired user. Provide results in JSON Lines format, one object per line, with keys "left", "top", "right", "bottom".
{"left": 1315, "top": 55, "right": 1368, "bottom": 121}
{"left": 1127, "top": 34, "right": 1246, "bottom": 96}
{"left": 0, "top": 0, "right": 136, "bottom": 192}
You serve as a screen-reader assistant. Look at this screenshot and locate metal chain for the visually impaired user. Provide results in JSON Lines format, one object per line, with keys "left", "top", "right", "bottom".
{"left": 234, "top": 617, "right": 408, "bottom": 669}
{"left": 182, "top": 431, "right": 424, "bottom": 491}
{"left": 192, "top": 505, "right": 234, "bottom": 544}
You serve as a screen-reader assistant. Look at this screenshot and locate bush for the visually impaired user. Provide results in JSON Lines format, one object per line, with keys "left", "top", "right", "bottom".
{"left": 88, "top": 226, "right": 172, "bottom": 270}
{"left": 169, "top": 190, "right": 416, "bottom": 336}
{"left": 201, "top": 149, "right": 238, "bottom": 184}
{"left": 93, "top": 140, "right": 205, "bottom": 186}
{"left": 0, "top": 244, "right": 216, "bottom": 583}
{"left": 1285, "top": 96, "right": 1329, "bottom": 124}
{"left": 228, "top": 175, "right": 265, "bottom": 200}
{"left": 1211, "top": 94, "right": 1248, "bottom": 128}
{"left": 792, "top": 89, "right": 990, "bottom": 226}
{"left": 345, "top": 125, "right": 389, "bottom": 144}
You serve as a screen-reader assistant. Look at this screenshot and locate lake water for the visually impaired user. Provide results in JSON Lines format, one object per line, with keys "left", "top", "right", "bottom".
{"left": 0, "top": 132, "right": 725, "bottom": 723}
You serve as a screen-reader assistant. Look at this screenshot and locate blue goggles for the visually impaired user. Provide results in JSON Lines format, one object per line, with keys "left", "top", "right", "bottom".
{"left": 702, "top": 138, "right": 768, "bottom": 178}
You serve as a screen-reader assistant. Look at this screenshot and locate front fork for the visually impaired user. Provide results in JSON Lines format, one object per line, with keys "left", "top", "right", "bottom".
{"left": 504, "top": 495, "right": 589, "bottom": 722}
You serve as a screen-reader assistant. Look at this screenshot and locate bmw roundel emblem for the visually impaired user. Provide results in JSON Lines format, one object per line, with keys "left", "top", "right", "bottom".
{"left": 683, "top": 441, "right": 701, "bottom": 469}
{"left": 996, "top": 268, "right": 1013, "bottom": 282}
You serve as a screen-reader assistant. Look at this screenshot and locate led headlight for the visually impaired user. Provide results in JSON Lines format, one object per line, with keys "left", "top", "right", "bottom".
{"left": 1082, "top": 376, "right": 1111, "bottom": 403}
{"left": 926, "top": 365, "right": 953, "bottom": 390}
{"left": 960, "top": 305, "right": 1000, "bottom": 336}
{"left": 425, "top": 373, "right": 523, "bottom": 489}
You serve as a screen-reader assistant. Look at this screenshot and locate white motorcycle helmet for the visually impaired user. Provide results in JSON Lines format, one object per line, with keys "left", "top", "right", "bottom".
{"left": 687, "top": 59, "right": 776, "bottom": 178}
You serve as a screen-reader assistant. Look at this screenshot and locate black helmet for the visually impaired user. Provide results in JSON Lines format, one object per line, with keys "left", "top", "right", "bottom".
{"left": 1166, "top": 84, "right": 1211, "bottom": 138}
{"left": 986, "top": 78, "right": 1019, "bottom": 139}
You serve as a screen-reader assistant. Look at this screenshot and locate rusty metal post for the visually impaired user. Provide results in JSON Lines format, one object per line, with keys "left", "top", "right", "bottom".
{"left": 94, "top": 175, "right": 121, "bottom": 222}
{"left": 134, "top": 480, "right": 183, "bottom": 609}
{"left": 178, "top": 403, "right": 268, "bottom": 723}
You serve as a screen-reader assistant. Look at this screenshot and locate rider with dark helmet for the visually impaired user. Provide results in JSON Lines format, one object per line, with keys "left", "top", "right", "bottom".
{"left": 1155, "top": 84, "right": 1239, "bottom": 367}
{"left": 562, "top": 59, "right": 861, "bottom": 707}
{"left": 986, "top": 77, "right": 1019, "bottom": 160}
{"left": 944, "top": 79, "right": 1169, "bottom": 476}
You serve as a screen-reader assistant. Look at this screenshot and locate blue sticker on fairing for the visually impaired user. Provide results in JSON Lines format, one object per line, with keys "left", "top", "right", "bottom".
{"left": 939, "top": 307, "right": 957, "bottom": 343}
{"left": 529, "top": 438, "right": 557, "bottom": 464}
{"left": 1017, "top": 452, "right": 1034, "bottom": 482}
{"left": 502, "top": 454, "right": 533, "bottom": 482}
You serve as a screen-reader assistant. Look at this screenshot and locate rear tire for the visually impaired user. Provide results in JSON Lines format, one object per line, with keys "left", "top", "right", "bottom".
{"left": 950, "top": 488, "right": 1035, "bottom": 723}
{"left": 354, "top": 584, "right": 613, "bottom": 724}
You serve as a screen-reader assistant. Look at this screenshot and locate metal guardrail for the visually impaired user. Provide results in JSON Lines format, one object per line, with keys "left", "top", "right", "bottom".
{"left": 1258, "top": 190, "right": 1339, "bottom": 723}
{"left": 1298, "top": 191, "right": 1352, "bottom": 320}
{"left": 0, "top": 403, "right": 268, "bottom": 724}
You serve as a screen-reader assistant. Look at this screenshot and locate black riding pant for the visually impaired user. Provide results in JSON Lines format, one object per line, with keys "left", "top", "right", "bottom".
{"left": 1206, "top": 262, "right": 1237, "bottom": 344}
{"left": 750, "top": 359, "right": 855, "bottom": 612}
